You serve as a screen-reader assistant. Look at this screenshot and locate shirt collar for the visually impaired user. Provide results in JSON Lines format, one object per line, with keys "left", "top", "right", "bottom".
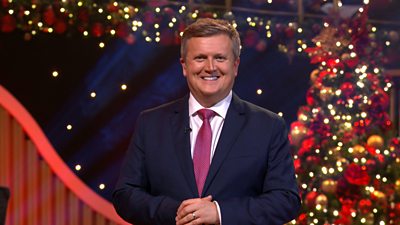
{"left": 188, "top": 91, "right": 232, "bottom": 119}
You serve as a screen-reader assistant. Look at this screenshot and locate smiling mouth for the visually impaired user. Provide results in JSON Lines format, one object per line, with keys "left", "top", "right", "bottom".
{"left": 201, "top": 76, "right": 220, "bottom": 81}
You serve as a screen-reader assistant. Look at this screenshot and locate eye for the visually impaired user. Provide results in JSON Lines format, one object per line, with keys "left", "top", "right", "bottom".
{"left": 194, "top": 56, "right": 206, "bottom": 62}
{"left": 215, "top": 56, "right": 226, "bottom": 62}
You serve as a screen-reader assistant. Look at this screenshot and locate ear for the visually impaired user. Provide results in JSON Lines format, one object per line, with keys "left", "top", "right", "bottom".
{"left": 180, "top": 57, "right": 188, "bottom": 77}
{"left": 234, "top": 57, "right": 240, "bottom": 77}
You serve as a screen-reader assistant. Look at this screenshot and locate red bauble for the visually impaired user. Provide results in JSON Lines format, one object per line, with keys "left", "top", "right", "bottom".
{"left": 285, "top": 26, "right": 295, "bottom": 38}
{"left": 43, "top": 6, "right": 55, "bottom": 25}
{"left": 344, "top": 163, "right": 370, "bottom": 186}
{"left": 159, "top": 28, "right": 174, "bottom": 46}
{"left": 340, "top": 82, "right": 355, "bottom": 97}
{"left": 243, "top": 30, "right": 259, "bottom": 48}
{"left": 54, "top": 19, "right": 67, "bottom": 34}
{"left": 358, "top": 199, "right": 372, "bottom": 214}
{"left": 116, "top": 23, "right": 129, "bottom": 38}
{"left": 306, "top": 88, "right": 316, "bottom": 106}
{"left": 107, "top": 3, "right": 119, "bottom": 13}
{"left": 78, "top": 8, "right": 90, "bottom": 23}
{"left": 2, "top": 0, "right": 8, "bottom": 7}
{"left": 305, "top": 191, "right": 318, "bottom": 208}
{"left": 1, "top": 14, "right": 16, "bottom": 33}
{"left": 393, "top": 203, "right": 400, "bottom": 216}
{"left": 91, "top": 23, "right": 104, "bottom": 37}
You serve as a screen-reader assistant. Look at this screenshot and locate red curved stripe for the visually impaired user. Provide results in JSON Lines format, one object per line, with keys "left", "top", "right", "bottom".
{"left": 0, "top": 85, "right": 129, "bottom": 224}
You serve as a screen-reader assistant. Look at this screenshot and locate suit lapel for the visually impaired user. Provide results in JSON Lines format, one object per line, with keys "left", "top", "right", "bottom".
{"left": 170, "top": 96, "right": 198, "bottom": 196}
{"left": 203, "top": 94, "right": 246, "bottom": 195}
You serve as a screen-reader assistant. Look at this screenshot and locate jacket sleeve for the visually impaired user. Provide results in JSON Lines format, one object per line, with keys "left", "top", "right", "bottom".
{"left": 218, "top": 117, "right": 301, "bottom": 225}
{"left": 112, "top": 113, "right": 180, "bottom": 225}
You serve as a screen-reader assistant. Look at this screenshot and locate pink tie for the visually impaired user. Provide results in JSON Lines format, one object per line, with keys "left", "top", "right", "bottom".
{"left": 193, "top": 109, "right": 215, "bottom": 196}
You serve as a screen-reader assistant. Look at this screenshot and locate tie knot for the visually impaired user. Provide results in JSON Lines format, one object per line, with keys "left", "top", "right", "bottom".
{"left": 197, "top": 109, "right": 215, "bottom": 121}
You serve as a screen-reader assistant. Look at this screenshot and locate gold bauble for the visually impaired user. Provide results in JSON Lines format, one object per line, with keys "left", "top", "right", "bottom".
{"left": 364, "top": 213, "right": 374, "bottom": 225}
{"left": 367, "top": 135, "right": 384, "bottom": 149}
{"left": 315, "top": 194, "right": 328, "bottom": 207}
{"left": 395, "top": 179, "right": 400, "bottom": 194}
{"left": 310, "top": 69, "right": 320, "bottom": 83}
{"left": 353, "top": 144, "right": 366, "bottom": 157}
{"left": 321, "top": 179, "right": 337, "bottom": 194}
{"left": 372, "top": 190, "right": 387, "bottom": 207}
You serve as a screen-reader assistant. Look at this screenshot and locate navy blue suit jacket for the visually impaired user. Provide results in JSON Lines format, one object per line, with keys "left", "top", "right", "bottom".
{"left": 113, "top": 93, "right": 301, "bottom": 225}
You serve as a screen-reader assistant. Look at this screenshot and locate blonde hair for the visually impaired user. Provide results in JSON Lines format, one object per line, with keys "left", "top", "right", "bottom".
{"left": 181, "top": 18, "right": 241, "bottom": 60}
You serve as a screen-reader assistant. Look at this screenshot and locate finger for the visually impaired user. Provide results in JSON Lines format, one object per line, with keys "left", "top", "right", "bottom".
{"left": 176, "top": 211, "right": 197, "bottom": 225}
{"left": 202, "top": 195, "right": 212, "bottom": 201}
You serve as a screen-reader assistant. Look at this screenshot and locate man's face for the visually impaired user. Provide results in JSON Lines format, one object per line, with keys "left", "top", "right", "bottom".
{"left": 180, "top": 34, "right": 240, "bottom": 107}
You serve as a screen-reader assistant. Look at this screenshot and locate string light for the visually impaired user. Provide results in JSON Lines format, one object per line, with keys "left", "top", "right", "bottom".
{"left": 52, "top": 71, "right": 59, "bottom": 77}
{"left": 75, "top": 165, "right": 82, "bottom": 171}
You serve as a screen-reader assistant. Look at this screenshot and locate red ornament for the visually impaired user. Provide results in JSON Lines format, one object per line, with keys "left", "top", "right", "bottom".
{"left": 107, "top": 3, "right": 119, "bottom": 13}
{"left": 43, "top": 6, "right": 56, "bottom": 25}
{"left": 78, "top": 8, "right": 90, "bottom": 23}
{"left": 91, "top": 22, "right": 104, "bottom": 37}
{"left": 344, "top": 163, "right": 370, "bottom": 186}
{"left": 285, "top": 26, "right": 295, "bottom": 38}
{"left": 340, "top": 82, "right": 355, "bottom": 97}
{"left": 0, "top": 14, "right": 16, "bottom": 33}
{"left": 305, "top": 191, "right": 318, "bottom": 208}
{"left": 2, "top": 0, "right": 8, "bottom": 7}
{"left": 306, "top": 88, "right": 316, "bottom": 106}
{"left": 54, "top": 19, "right": 67, "bottom": 34}
{"left": 116, "top": 23, "right": 129, "bottom": 38}
{"left": 393, "top": 203, "right": 400, "bottom": 216}
{"left": 358, "top": 199, "right": 372, "bottom": 214}
{"left": 243, "top": 30, "right": 259, "bottom": 48}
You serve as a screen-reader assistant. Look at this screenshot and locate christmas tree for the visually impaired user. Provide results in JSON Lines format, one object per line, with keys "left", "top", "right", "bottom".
{"left": 289, "top": 6, "right": 400, "bottom": 225}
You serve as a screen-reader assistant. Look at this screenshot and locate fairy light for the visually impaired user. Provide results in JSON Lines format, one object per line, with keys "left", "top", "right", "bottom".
{"left": 83, "top": 31, "right": 88, "bottom": 36}
{"left": 121, "top": 84, "right": 127, "bottom": 90}
{"left": 52, "top": 71, "right": 59, "bottom": 77}
{"left": 256, "top": 89, "right": 263, "bottom": 95}
{"left": 99, "top": 184, "right": 105, "bottom": 190}
{"left": 77, "top": 1, "right": 83, "bottom": 7}
{"left": 75, "top": 164, "right": 82, "bottom": 171}
{"left": 67, "top": 124, "right": 73, "bottom": 130}
{"left": 278, "top": 112, "right": 283, "bottom": 117}
{"left": 99, "top": 42, "right": 105, "bottom": 48}
{"left": 90, "top": 92, "right": 96, "bottom": 98}
{"left": 297, "top": 28, "right": 303, "bottom": 33}
{"left": 110, "top": 29, "right": 115, "bottom": 35}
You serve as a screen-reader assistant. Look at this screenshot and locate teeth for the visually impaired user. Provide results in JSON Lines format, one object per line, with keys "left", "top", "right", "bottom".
{"left": 202, "top": 76, "right": 218, "bottom": 81}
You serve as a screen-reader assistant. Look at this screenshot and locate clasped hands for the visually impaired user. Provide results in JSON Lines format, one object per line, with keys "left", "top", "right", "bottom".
{"left": 175, "top": 195, "right": 220, "bottom": 225}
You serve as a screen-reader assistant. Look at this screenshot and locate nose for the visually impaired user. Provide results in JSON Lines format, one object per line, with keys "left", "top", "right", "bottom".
{"left": 205, "top": 59, "right": 216, "bottom": 73}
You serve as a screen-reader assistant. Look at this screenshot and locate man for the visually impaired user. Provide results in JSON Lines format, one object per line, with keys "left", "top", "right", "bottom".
{"left": 113, "top": 18, "right": 300, "bottom": 225}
